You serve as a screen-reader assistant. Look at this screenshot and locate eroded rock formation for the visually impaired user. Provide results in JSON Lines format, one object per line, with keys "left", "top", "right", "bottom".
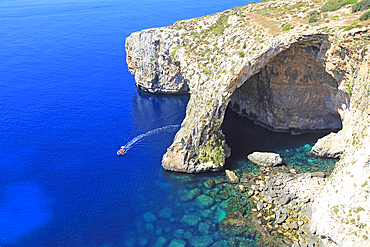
{"left": 126, "top": 13, "right": 367, "bottom": 173}
{"left": 230, "top": 41, "right": 343, "bottom": 133}
{"left": 126, "top": 0, "right": 370, "bottom": 245}
{"left": 126, "top": 29, "right": 189, "bottom": 94}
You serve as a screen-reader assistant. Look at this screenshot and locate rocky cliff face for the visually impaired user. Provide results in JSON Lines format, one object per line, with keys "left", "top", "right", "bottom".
{"left": 126, "top": 29, "right": 189, "bottom": 94}
{"left": 126, "top": 0, "right": 368, "bottom": 173}
{"left": 310, "top": 47, "right": 370, "bottom": 247}
{"left": 126, "top": 0, "right": 370, "bottom": 245}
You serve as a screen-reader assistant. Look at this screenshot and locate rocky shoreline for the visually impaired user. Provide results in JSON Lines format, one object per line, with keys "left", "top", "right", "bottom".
{"left": 204, "top": 159, "right": 332, "bottom": 247}
{"left": 246, "top": 170, "right": 327, "bottom": 247}
{"left": 215, "top": 151, "right": 330, "bottom": 246}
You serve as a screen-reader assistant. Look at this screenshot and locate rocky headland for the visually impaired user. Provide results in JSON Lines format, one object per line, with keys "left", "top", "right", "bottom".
{"left": 126, "top": 0, "right": 370, "bottom": 246}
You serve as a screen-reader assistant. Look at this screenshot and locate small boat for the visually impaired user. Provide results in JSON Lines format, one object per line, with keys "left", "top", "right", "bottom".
{"left": 117, "top": 147, "right": 126, "bottom": 155}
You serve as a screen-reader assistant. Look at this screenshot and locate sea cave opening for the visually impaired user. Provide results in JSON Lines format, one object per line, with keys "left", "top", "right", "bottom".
{"left": 221, "top": 41, "right": 343, "bottom": 174}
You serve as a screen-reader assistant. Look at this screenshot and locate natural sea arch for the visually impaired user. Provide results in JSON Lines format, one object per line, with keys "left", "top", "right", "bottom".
{"left": 228, "top": 41, "right": 343, "bottom": 135}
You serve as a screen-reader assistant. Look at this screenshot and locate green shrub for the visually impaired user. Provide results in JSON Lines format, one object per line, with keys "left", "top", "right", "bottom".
{"left": 360, "top": 10, "right": 370, "bottom": 20}
{"left": 172, "top": 48, "right": 178, "bottom": 56}
{"left": 321, "top": 0, "right": 358, "bottom": 12}
{"left": 344, "top": 24, "right": 360, "bottom": 30}
{"left": 352, "top": 0, "right": 370, "bottom": 12}
{"left": 209, "top": 15, "right": 230, "bottom": 36}
{"left": 282, "top": 24, "right": 293, "bottom": 31}
{"left": 309, "top": 11, "right": 320, "bottom": 23}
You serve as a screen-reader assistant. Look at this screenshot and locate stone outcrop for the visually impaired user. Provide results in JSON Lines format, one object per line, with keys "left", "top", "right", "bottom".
{"left": 309, "top": 47, "right": 370, "bottom": 247}
{"left": 225, "top": 170, "right": 239, "bottom": 184}
{"left": 126, "top": 29, "right": 189, "bottom": 94}
{"left": 247, "top": 152, "right": 283, "bottom": 167}
{"left": 310, "top": 132, "right": 344, "bottom": 158}
{"left": 249, "top": 172, "right": 325, "bottom": 246}
{"left": 126, "top": 1, "right": 370, "bottom": 245}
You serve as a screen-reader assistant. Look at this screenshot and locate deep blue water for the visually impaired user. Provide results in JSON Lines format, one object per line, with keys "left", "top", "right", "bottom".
{"left": 0, "top": 1, "right": 338, "bottom": 246}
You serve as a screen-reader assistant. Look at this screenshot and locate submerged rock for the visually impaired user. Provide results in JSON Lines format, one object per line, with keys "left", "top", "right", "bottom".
{"left": 180, "top": 214, "right": 201, "bottom": 226}
{"left": 178, "top": 188, "right": 201, "bottom": 201}
{"left": 153, "top": 236, "right": 167, "bottom": 247}
{"left": 220, "top": 211, "right": 248, "bottom": 236}
{"left": 183, "top": 231, "right": 194, "bottom": 240}
{"left": 168, "top": 239, "right": 186, "bottom": 247}
{"left": 190, "top": 235, "right": 213, "bottom": 247}
{"left": 198, "top": 222, "right": 211, "bottom": 234}
{"left": 173, "top": 229, "right": 185, "bottom": 239}
{"left": 196, "top": 194, "right": 215, "bottom": 208}
{"left": 143, "top": 211, "right": 157, "bottom": 222}
{"left": 247, "top": 152, "right": 283, "bottom": 167}
{"left": 158, "top": 207, "right": 173, "bottom": 218}
{"left": 221, "top": 197, "right": 247, "bottom": 213}
{"left": 204, "top": 179, "right": 215, "bottom": 189}
{"left": 211, "top": 240, "right": 228, "bottom": 247}
{"left": 218, "top": 187, "right": 233, "bottom": 200}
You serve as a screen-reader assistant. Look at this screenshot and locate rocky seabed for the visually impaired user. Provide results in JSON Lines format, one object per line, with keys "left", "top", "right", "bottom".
{"left": 126, "top": 158, "right": 333, "bottom": 247}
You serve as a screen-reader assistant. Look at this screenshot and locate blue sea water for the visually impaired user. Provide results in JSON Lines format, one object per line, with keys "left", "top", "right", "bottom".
{"left": 0, "top": 1, "right": 338, "bottom": 246}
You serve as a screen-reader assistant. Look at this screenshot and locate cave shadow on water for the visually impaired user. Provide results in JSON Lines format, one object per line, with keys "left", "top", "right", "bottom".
{"left": 221, "top": 107, "right": 338, "bottom": 173}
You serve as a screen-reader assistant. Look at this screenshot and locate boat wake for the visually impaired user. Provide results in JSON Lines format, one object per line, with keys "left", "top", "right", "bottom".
{"left": 117, "top": 125, "right": 180, "bottom": 155}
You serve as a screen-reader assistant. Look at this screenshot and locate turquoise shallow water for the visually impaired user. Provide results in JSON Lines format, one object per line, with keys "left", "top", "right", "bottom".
{"left": 120, "top": 109, "right": 338, "bottom": 247}
{"left": 0, "top": 0, "right": 338, "bottom": 246}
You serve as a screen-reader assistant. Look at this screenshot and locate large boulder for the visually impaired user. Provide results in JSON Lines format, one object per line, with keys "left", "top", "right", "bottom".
{"left": 225, "top": 170, "right": 239, "bottom": 183}
{"left": 247, "top": 152, "right": 283, "bottom": 167}
{"left": 310, "top": 132, "right": 344, "bottom": 158}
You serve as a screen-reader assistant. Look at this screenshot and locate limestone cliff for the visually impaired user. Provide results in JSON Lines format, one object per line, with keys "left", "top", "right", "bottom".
{"left": 126, "top": 1, "right": 370, "bottom": 245}
{"left": 310, "top": 47, "right": 370, "bottom": 247}
{"left": 126, "top": 0, "right": 368, "bottom": 172}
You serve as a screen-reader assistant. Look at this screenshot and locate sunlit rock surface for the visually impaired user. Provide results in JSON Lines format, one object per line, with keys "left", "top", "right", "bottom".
{"left": 126, "top": 1, "right": 368, "bottom": 173}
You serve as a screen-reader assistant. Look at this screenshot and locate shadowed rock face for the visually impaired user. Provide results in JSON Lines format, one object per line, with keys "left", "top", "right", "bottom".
{"left": 230, "top": 42, "right": 342, "bottom": 134}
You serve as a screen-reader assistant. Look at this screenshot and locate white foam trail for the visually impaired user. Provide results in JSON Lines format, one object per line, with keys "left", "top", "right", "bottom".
{"left": 121, "top": 125, "right": 180, "bottom": 152}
